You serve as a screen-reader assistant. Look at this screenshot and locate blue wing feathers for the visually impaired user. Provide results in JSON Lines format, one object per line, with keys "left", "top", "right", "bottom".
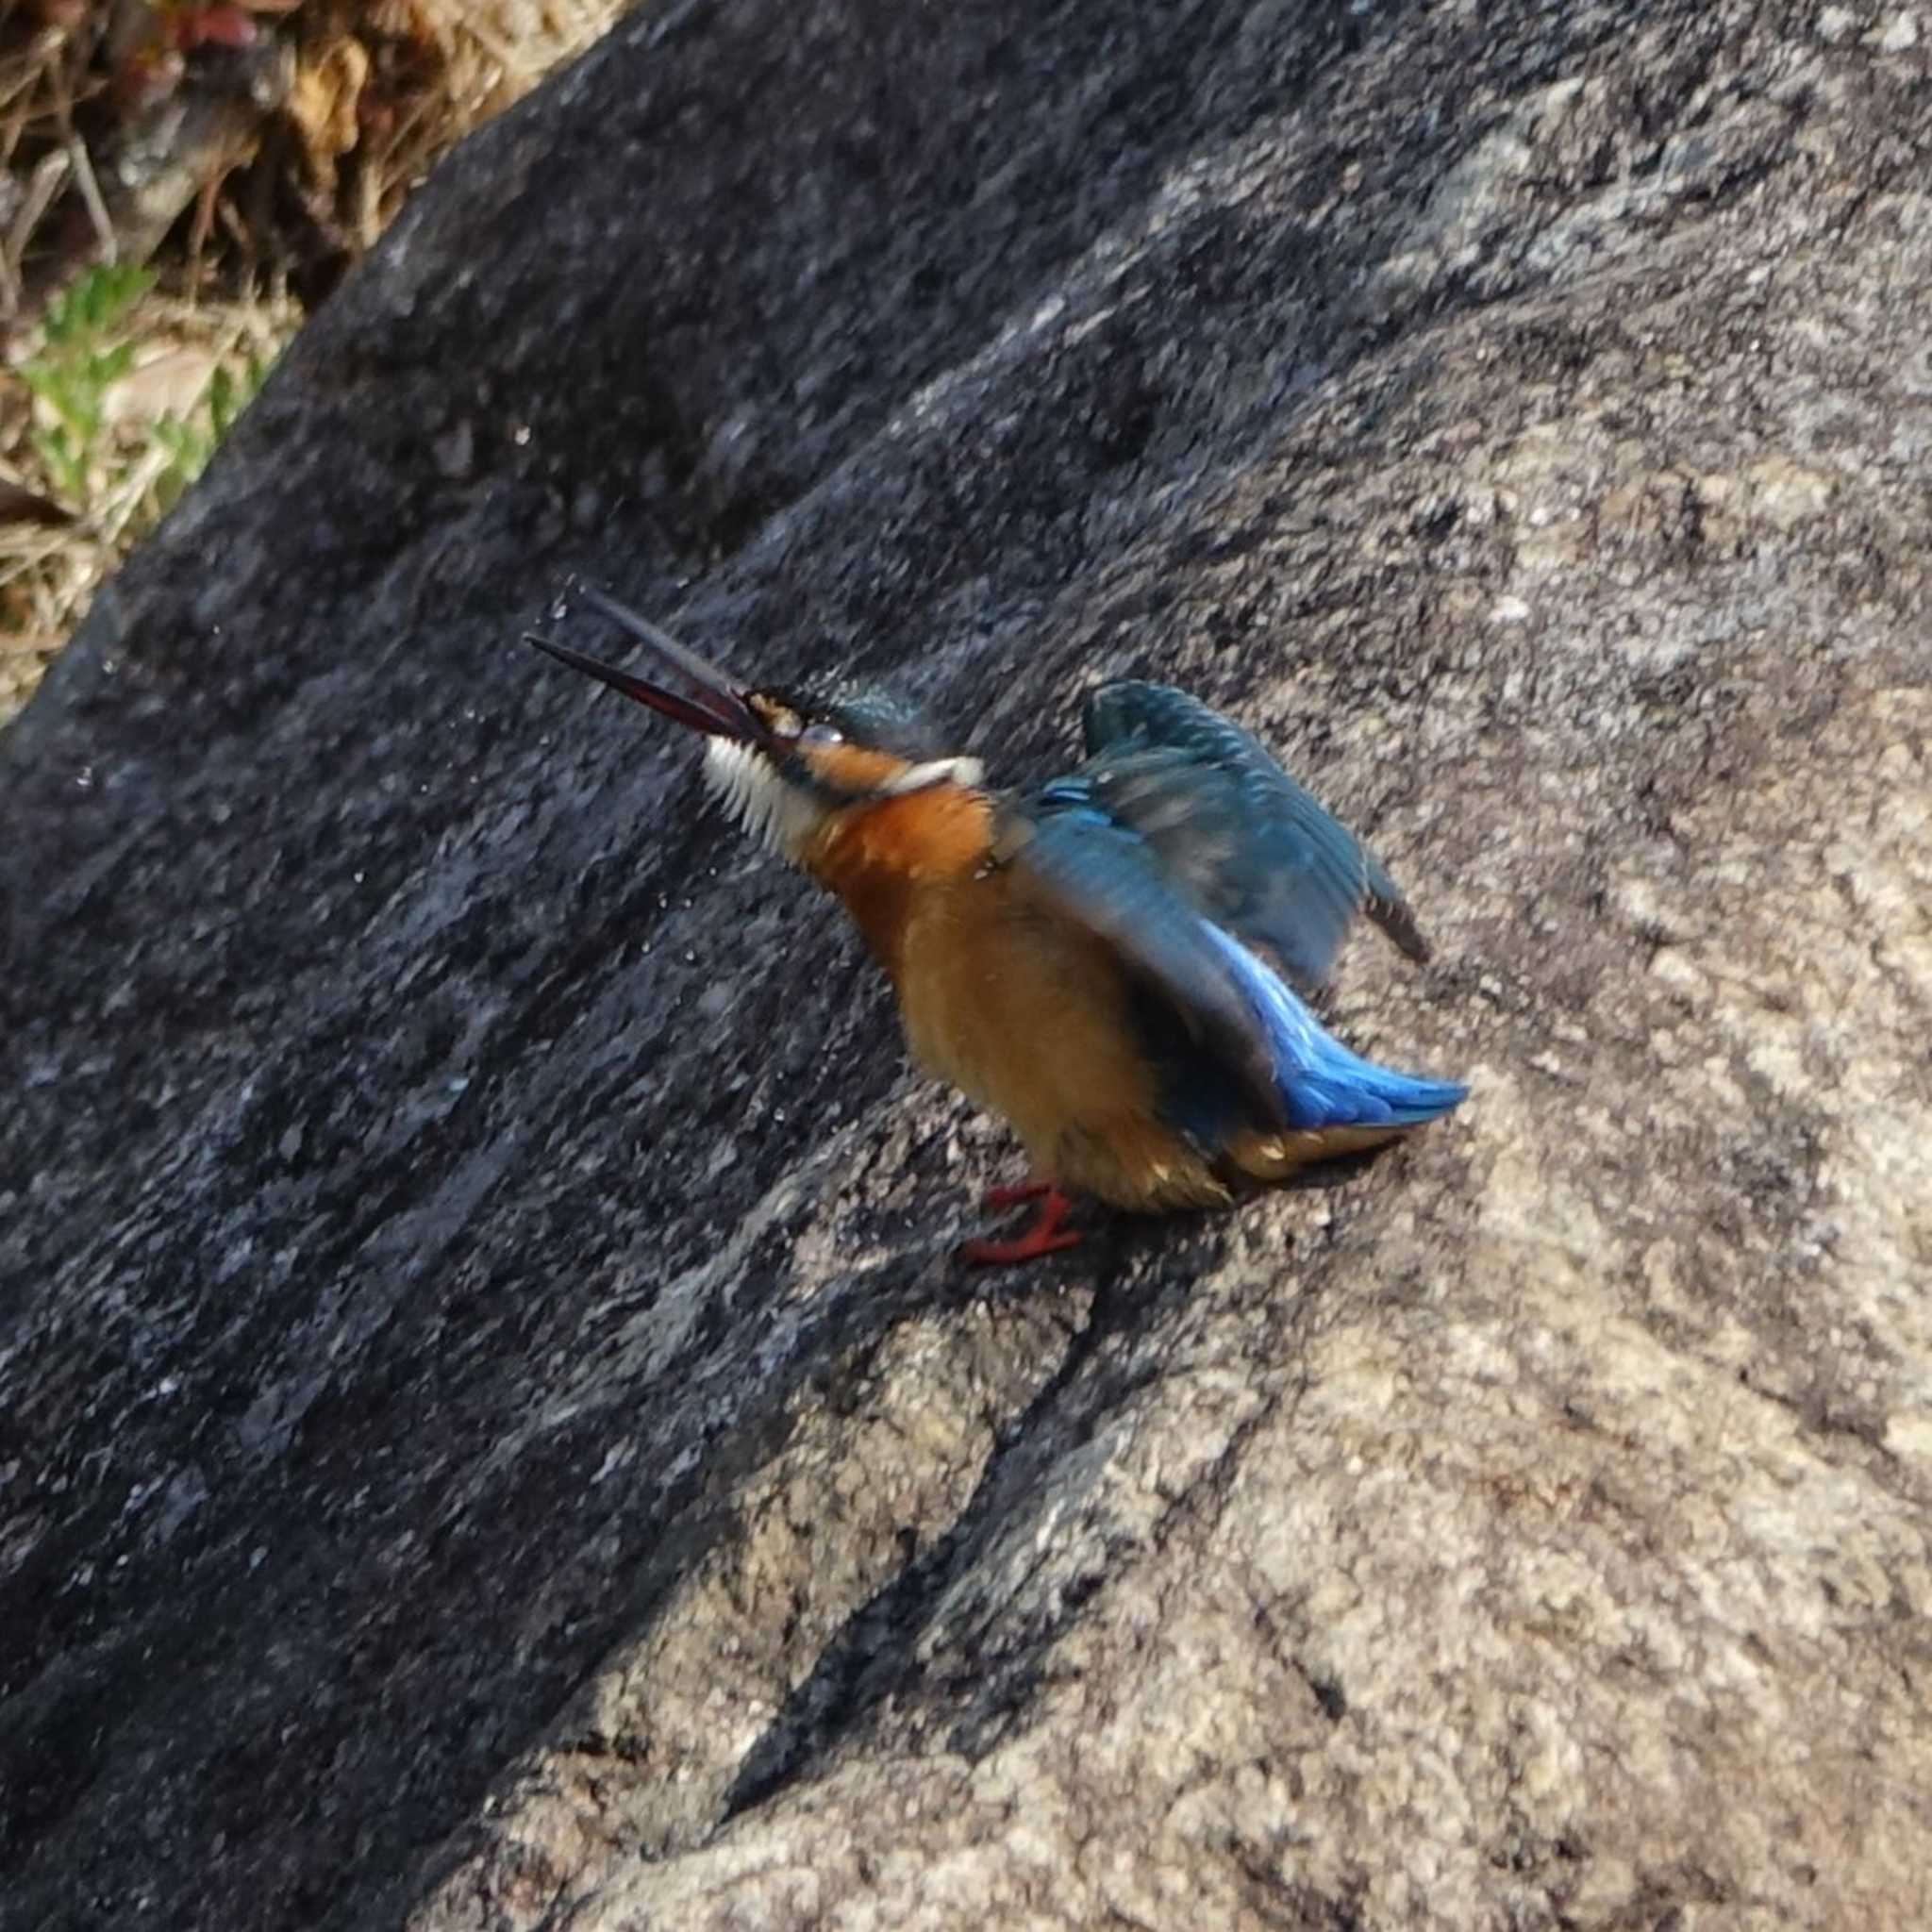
{"left": 1080, "top": 680, "right": 1429, "bottom": 978}
{"left": 1196, "top": 923, "right": 1467, "bottom": 1133}
{"left": 1011, "top": 794, "right": 1465, "bottom": 1155}
{"left": 1014, "top": 806, "right": 1288, "bottom": 1126}
{"left": 1013, "top": 681, "right": 1464, "bottom": 1158}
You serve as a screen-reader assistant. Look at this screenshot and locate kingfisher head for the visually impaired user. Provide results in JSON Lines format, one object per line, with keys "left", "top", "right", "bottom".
{"left": 526, "top": 588, "right": 983, "bottom": 862}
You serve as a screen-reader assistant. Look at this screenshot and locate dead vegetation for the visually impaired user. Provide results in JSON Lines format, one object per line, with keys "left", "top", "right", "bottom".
{"left": 1, "top": 0, "right": 630, "bottom": 723}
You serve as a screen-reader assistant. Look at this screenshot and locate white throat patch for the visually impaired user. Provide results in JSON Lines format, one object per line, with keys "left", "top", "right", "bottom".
{"left": 701, "top": 739, "right": 826, "bottom": 859}
{"left": 699, "top": 742, "right": 987, "bottom": 861}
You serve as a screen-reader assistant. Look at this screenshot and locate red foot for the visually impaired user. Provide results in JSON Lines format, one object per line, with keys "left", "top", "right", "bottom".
{"left": 982, "top": 1180, "right": 1056, "bottom": 1211}
{"left": 958, "top": 1182, "right": 1083, "bottom": 1266}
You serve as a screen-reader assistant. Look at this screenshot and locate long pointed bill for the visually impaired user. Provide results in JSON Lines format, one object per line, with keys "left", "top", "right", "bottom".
{"left": 524, "top": 588, "right": 770, "bottom": 742}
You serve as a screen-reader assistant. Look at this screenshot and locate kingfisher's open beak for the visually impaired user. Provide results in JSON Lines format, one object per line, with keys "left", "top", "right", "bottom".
{"left": 525, "top": 586, "right": 771, "bottom": 743}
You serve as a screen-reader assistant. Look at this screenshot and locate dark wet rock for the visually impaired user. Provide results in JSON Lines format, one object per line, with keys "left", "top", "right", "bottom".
{"left": 4, "top": 1, "right": 1930, "bottom": 1927}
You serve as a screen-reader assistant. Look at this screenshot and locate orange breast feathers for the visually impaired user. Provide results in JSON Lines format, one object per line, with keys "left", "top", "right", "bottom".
{"left": 800, "top": 787, "right": 1227, "bottom": 1209}
{"left": 798, "top": 779, "right": 998, "bottom": 974}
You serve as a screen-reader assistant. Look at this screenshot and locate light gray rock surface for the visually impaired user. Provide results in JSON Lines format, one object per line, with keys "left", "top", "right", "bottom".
{"left": 4, "top": 1, "right": 1930, "bottom": 1927}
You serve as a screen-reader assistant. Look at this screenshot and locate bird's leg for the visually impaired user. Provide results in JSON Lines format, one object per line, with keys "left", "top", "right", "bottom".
{"left": 981, "top": 1179, "right": 1057, "bottom": 1211}
{"left": 958, "top": 1182, "right": 1082, "bottom": 1266}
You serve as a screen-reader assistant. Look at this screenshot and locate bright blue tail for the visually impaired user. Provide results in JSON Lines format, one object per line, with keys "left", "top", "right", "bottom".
{"left": 1199, "top": 922, "right": 1467, "bottom": 1135}
{"left": 1285, "top": 1035, "right": 1469, "bottom": 1132}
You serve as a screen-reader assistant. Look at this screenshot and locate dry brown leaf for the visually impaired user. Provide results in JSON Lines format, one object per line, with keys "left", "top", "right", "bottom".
{"left": 286, "top": 32, "right": 369, "bottom": 185}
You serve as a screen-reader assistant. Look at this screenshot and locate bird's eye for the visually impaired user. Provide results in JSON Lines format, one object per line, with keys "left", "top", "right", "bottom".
{"left": 801, "top": 721, "right": 845, "bottom": 746}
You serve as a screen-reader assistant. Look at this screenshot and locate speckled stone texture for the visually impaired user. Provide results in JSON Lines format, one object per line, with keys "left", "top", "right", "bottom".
{"left": 4, "top": 1, "right": 1930, "bottom": 1927}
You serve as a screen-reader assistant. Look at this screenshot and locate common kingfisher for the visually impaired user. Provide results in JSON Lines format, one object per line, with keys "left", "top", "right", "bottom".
{"left": 527, "top": 590, "right": 1467, "bottom": 1264}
